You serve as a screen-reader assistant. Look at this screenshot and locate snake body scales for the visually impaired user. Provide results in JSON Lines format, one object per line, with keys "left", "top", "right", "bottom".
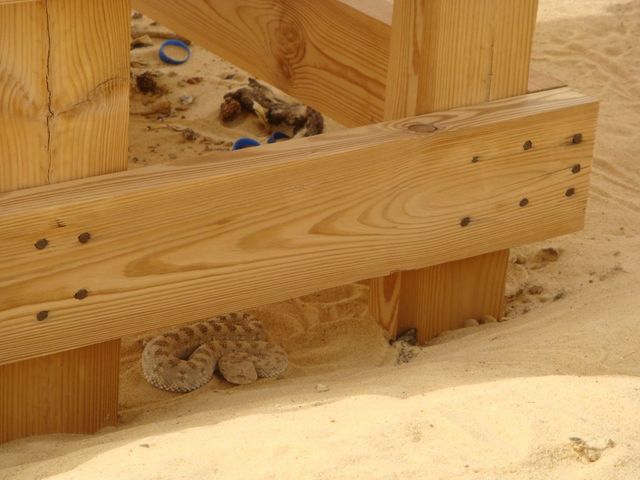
{"left": 142, "top": 312, "right": 288, "bottom": 392}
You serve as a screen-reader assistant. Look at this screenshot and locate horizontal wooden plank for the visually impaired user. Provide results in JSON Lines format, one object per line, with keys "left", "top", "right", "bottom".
{"left": 0, "top": 1, "right": 40, "bottom": 5}
{"left": 0, "top": 88, "right": 597, "bottom": 365}
{"left": 132, "top": 0, "right": 556, "bottom": 126}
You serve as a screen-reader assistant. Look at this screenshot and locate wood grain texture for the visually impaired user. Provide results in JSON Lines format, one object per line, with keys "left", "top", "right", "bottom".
{"left": 385, "top": 0, "right": 539, "bottom": 115}
{"left": 368, "top": 272, "right": 401, "bottom": 340}
{"left": 131, "top": 0, "right": 390, "bottom": 127}
{"left": 132, "top": 0, "right": 550, "bottom": 128}
{"left": 0, "top": 1, "right": 49, "bottom": 192}
{"left": 0, "top": 341, "right": 120, "bottom": 443}
{"left": 0, "top": 0, "right": 130, "bottom": 193}
{"left": 0, "top": 0, "right": 40, "bottom": 5}
{"left": 396, "top": 250, "right": 510, "bottom": 342}
{"left": 0, "top": 88, "right": 597, "bottom": 364}
{"left": 0, "top": 0, "right": 129, "bottom": 443}
{"left": 369, "top": 0, "right": 538, "bottom": 341}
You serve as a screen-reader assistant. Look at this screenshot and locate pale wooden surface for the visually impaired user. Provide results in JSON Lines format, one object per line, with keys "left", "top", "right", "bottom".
{"left": 368, "top": 0, "right": 539, "bottom": 341}
{"left": 384, "top": 0, "right": 539, "bottom": 114}
{"left": 0, "top": 0, "right": 129, "bottom": 443}
{"left": 0, "top": 341, "right": 120, "bottom": 443}
{"left": 0, "top": 0, "right": 130, "bottom": 193}
{"left": 132, "top": 0, "right": 555, "bottom": 127}
{"left": 0, "top": 1, "right": 49, "bottom": 192}
{"left": 132, "top": 0, "right": 390, "bottom": 127}
{"left": 0, "top": 88, "right": 597, "bottom": 364}
{"left": 397, "top": 250, "right": 511, "bottom": 342}
{"left": 0, "top": 0, "right": 39, "bottom": 5}
{"left": 368, "top": 272, "right": 401, "bottom": 339}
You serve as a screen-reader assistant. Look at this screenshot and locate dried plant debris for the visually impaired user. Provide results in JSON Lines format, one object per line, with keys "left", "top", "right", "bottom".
{"left": 131, "top": 34, "right": 154, "bottom": 50}
{"left": 182, "top": 128, "right": 199, "bottom": 142}
{"left": 221, "top": 78, "right": 324, "bottom": 137}
{"left": 136, "top": 71, "right": 163, "bottom": 95}
{"left": 569, "top": 437, "right": 615, "bottom": 463}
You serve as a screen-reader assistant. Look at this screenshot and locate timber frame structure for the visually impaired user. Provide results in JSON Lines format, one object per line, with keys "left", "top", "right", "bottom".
{"left": 0, "top": 0, "right": 597, "bottom": 443}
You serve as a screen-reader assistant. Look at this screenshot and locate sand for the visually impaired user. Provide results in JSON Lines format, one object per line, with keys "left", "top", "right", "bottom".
{"left": 1, "top": 0, "right": 639, "bottom": 478}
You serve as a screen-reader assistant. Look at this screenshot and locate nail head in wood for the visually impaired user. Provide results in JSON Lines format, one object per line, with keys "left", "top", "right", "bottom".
{"left": 519, "top": 198, "right": 529, "bottom": 207}
{"left": 36, "top": 311, "right": 49, "bottom": 321}
{"left": 34, "top": 239, "right": 49, "bottom": 250}
{"left": 572, "top": 133, "right": 583, "bottom": 144}
{"left": 78, "top": 232, "right": 92, "bottom": 244}
{"left": 523, "top": 140, "right": 533, "bottom": 151}
{"left": 460, "top": 216, "right": 471, "bottom": 227}
{"left": 565, "top": 188, "right": 576, "bottom": 197}
{"left": 572, "top": 164, "right": 581, "bottom": 174}
{"left": 74, "top": 289, "right": 89, "bottom": 300}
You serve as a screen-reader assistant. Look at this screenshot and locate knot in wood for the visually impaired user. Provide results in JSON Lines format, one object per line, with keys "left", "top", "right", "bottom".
{"left": 407, "top": 123, "right": 438, "bottom": 134}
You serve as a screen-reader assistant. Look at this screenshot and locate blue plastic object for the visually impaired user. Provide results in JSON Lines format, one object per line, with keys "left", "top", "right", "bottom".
{"left": 267, "top": 131, "right": 290, "bottom": 144}
{"left": 232, "top": 137, "right": 261, "bottom": 151}
{"left": 159, "top": 39, "right": 191, "bottom": 65}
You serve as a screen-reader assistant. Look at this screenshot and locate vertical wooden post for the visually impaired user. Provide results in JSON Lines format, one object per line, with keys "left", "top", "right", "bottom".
{"left": 0, "top": 0, "right": 130, "bottom": 443}
{"left": 370, "top": 0, "right": 538, "bottom": 342}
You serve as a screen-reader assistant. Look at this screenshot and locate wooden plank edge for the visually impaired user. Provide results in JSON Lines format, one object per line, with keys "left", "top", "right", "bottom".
{"left": 0, "top": 88, "right": 598, "bottom": 365}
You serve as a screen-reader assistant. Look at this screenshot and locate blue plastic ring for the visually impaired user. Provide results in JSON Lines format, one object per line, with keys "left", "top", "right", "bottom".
{"left": 159, "top": 39, "right": 191, "bottom": 65}
{"left": 232, "top": 137, "right": 261, "bottom": 151}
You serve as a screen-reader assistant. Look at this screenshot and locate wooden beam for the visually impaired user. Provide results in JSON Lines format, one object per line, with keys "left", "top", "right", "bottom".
{"left": 0, "top": 341, "right": 120, "bottom": 443}
{"left": 369, "top": 0, "right": 540, "bottom": 342}
{"left": 384, "top": 0, "right": 539, "bottom": 114}
{"left": 0, "top": 0, "right": 130, "bottom": 443}
{"left": 0, "top": 0, "right": 40, "bottom": 5}
{"left": 131, "top": 0, "right": 390, "bottom": 127}
{"left": 131, "top": 0, "right": 558, "bottom": 128}
{"left": 0, "top": 88, "right": 597, "bottom": 365}
{"left": 396, "top": 250, "right": 511, "bottom": 337}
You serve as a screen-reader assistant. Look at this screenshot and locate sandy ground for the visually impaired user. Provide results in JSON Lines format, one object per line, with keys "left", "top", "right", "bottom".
{"left": 1, "top": 0, "right": 640, "bottom": 478}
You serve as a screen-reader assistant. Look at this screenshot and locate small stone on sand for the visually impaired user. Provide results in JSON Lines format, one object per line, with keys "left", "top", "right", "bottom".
{"left": 479, "top": 315, "right": 498, "bottom": 324}
{"left": 180, "top": 95, "right": 194, "bottom": 106}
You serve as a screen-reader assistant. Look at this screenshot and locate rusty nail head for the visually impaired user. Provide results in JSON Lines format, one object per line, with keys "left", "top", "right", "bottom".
{"left": 74, "top": 289, "right": 89, "bottom": 300}
{"left": 572, "top": 133, "right": 583, "bottom": 144}
{"left": 78, "top": 232, "right": 92, "bottom": 244}
{"left": 34, "top": 238, "right": 49, "bottom": 250}
{"left": 565, "top": 188, "right": 576, "bottom": 197}
{"left": 471, "top": 156, "right": 480, "bottom": 163}
{"left": 572, "top": 164, "right": 581, "bottom": 174}
{"left": 37, "top": 310, "right": 49, "bottom": 321}
{"left": 520, "top": 198, "right": 529, "bottom": 207}
{"left": 460, "top": 216, "right": 471, "bottom": 227}
{"left": 523, "top": 140, "right": 533, "bottom": 151}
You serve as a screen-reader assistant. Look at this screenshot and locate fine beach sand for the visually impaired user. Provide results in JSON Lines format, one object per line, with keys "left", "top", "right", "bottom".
{"left": 1, "top": 0, "right": 639, "bottom": 478}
